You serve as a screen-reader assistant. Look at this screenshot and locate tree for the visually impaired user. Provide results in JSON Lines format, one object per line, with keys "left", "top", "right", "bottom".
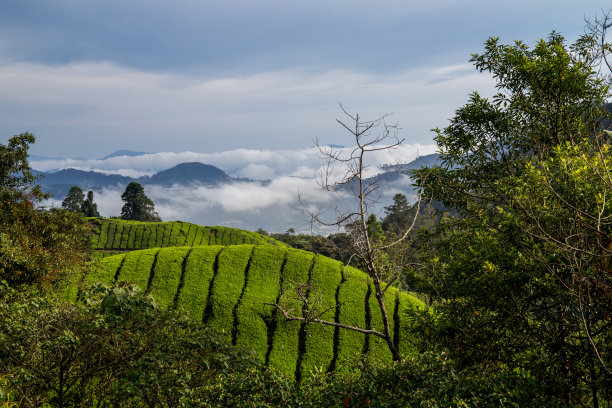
{"left": 585, "top": 10, "right": 612, "bottom": 75}
{"left": 269, "top": 106, "right": 425, "bottom": 361}
{"left": 61, "top": 186, "right": 84, "bottom": 212}
{"left": 0, "top": 134, "right": 89, "bottom": 288}
{"left": 381, "top": 193, "right": 410, "bottom": 234}
{"left": 80, "top": 190, "right": 100, "bottom": 217}
{"left": 0, "top": 282, "right": 259, "bottom": 407}
{"left": 0, "top": 132, "right": 47, "bottom": 204}
{"left": 413, "top": 32, "right": 612, "bottom": 404}
{"left": 120, "top": 182, "right": 160, "bottom": 222}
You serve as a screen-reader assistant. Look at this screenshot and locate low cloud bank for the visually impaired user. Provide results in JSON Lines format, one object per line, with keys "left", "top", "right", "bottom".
{"left": 42, "top": 173, "right": 418, "bottom": 234}
{"left": 31, "top": 144, "right": 437, "bottom": 180}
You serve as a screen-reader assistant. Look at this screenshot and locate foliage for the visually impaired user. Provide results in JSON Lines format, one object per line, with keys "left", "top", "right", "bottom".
{"left": 62, "top": 188, "right": 100, "bottom": 217}
{"left": 89, "top": 218, "right": 282, "bottom": 257}
{"left": 61, "top": 186, "right": 85, "bottom": 212}
{"left": 0, "top": 133, "right": 47, "bottom": 204}
{"left": 0, "top": 134, "right": 90, "bottom": 289}
{"left": 271, "top": 231, "right": 356, "bottom": 265}
{"left": 0, "top": 281, "right": 259, "bottom": 408}
{"left": 120, "top": 182, "right": 161, "bottom": 222}
{"left": 80, "top": 191, "right": 99, "bottom": 217}
{"left": 413, "top": 32, "right": 612, "bottom": 405}
{"left": 84, "top": 245, "right": 424, "bottom": 378}
{"left": 201, "top": 352, "right": 561, "bottom": 407}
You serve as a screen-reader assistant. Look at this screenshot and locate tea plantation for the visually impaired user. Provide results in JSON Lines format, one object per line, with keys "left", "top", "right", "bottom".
{"left": 78, "top": 243, "right": 424, "bottom": 380}
{"left": 88, "top": 218, "right": 284, "bottom": 257}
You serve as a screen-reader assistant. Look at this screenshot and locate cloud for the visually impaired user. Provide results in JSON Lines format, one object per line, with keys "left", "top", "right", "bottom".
{"left": 30, "top": 143, "right": 438, "bottom": 180}
{"left": 40, "top": 164, "right": 419, "bottom": 234}
{"left": 0, "top": 59, "right": 495, "bottom": 159}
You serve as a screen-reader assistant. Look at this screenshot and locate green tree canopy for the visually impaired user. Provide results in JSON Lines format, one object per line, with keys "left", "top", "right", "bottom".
{"left": 120, "top": 182, "right": 161, "bottom": 222}
{"left": 414, "top": 32, "right": 612, "bottom": 405}
{"left": 80, "top": 190, "right": 100, "bottom": 217}
{"left": 0, "top": 132, "right": 47, "bottom": 204}
{"left": 61, "top": 186, "right": 84, "bottom": 212}
{"left": 0, "top": 134, "right": 89, "bottom": 288}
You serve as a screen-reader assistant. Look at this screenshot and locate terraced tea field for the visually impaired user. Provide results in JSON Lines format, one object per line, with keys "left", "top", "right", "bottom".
{"left": 80, "top": 245, "right": 424, "bottom": 380}
{"left": 88, "top": 218, "right": 283, "bottom": 257}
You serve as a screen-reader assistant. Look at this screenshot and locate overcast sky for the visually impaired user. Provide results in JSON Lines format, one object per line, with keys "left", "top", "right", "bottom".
{"left": 0, "top": 1, "right": 609, "bottom": 159}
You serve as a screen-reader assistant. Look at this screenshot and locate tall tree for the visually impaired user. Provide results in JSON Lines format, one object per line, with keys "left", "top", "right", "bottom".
{"left": 414, "top": 32, "right": 612, "bottom": 404}
{"left": 0, "top": 133, "right": 89, "bottom": 288}
{"left": 120, "top": 182, "right": 160, "bottom": 222}
{"left": 0, "top": 132, "right": 46, "bottom": 204}
{"left": 61, "top": 186, "right": 84, "bottom": 212}
{"left": 80, "top": 190, "right": 100, "bottom": 217}
{"left": 381, "top": 193, "right": 410, "bottom": 234}
{"left": 270, "top": 107, "right": 425, "bottom": 361}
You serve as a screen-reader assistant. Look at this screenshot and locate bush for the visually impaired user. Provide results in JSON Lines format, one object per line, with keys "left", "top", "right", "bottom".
{"left": 0, "top": 281, "right": 259, "bottom": 407}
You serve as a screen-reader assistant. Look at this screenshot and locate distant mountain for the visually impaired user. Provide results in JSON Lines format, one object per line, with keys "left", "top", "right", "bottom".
{"left": 100, "top": 150, "right": 150, "bottom": 160}
{"left": 141, "top": 162, "right": 232, "bottom": 187}
{"left": 354, "top": 153, "right": 440, "bottom": 188}
{"left": 39, "top": 169, "right": 133, "bottom": 199}
{"left": 42, "top": 168, "right": 133, "bottom": 186}
{"left": 37, "top": 162, "right": 234, "bottom": 199}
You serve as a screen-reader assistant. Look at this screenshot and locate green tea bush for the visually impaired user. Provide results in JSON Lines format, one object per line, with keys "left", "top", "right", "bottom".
{"left": 105, "top": 221, "right": 117, "bottom": 249}
{"left": 299, "top": 256, "right": 343, "bottom": 378}
{"left": 145, "top": 223, "right": 156, "bottom": 248}
{"left": 267, "top": 249, "right": 314, "bottom": 374}
{"left": 160, "top": 223, "right": 171, "bottom": 247}
{"left": 97, "top": 220, "right": 108, "bottom": 249}
{"left": 133, "top": 224, "right": 144, "bottom": 249}
{"left": 148, "top": 247, "right": 190, "bottom": 307}
{"left": 221, "top": 229, "right": 231, "bottom": 246}
{"left": 91, "top": 244, "right": 425, "bottom": 378}
{"left": 169, "top": 222, "right": 182, "bottom": 246}
{"left": 335, "top": 267, "right": 368, "bottom": 368}
{"left": 112, "top": 222, "right": 124, "bottom": 248}
{"left": 206, "top": 245, "right": 253, "bottom": 336}
{"left": 193, "top": 225, "right": 204, "bottom": 245}
{"left": 176, "top": 245, "right": 223, "bottom": 322}
{"left": 122, "top": 223, "right": 133, "bottom": 249}
{"left": 83, "top": 252, "right": 126, "bottom": 288}
{"left": 185, "top": 223, "right": 197, "bottom": 246}
{"left": 366, "top": 281, "right": 396, "bottom": 363}
{"left": 116, "top": 248, "right": 159, "bottom": 292}
{"left": 235, "top": 245, "right": 286, "bottom": 360}
{"left": 201, "top": 227, "right": 211, "bottom": 245}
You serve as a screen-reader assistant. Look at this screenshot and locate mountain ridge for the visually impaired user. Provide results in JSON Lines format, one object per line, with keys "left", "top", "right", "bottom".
{"left": 37, "top": 161, "right": 234, "bottom": 199}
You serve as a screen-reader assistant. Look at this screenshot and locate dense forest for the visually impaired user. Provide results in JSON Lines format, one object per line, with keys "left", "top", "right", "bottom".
{"left": 2, "top": 19, "right": 612, "bottom": 408}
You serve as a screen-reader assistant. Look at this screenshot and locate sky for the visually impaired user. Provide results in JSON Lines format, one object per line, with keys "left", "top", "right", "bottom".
{"left": 1, "top": 0, "right": 610, "bottom": 159}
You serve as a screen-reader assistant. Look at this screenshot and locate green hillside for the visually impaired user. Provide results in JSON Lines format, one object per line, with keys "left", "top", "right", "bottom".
{"left": 88, "top": 218, "right": 283, "bottom": 257}
{"left": 79, "top": 245, "right": 424, "bottom": 380}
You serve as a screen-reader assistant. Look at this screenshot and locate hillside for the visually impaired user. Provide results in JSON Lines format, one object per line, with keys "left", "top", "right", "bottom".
{"left": 89, "top": 218, "right": 284, "bottom": 257}
{"left": 143, "top": 162, "right": 232, "bottom": 186}
{"left": 77, "top": 244, "right": 424, "bottom": 380}
{"left": 37, "top": 161, "right": 234, "bottom": 199}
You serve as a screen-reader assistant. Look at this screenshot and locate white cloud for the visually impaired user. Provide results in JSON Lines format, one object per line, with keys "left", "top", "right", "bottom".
{"left": 31, "top": 143, "right": 437, "bottom": 180}
{"left": 0, "top": 60, "right": 495, "bottom": 158}
{"left": 40, "top": 165, "right": 419, "bottom": 234}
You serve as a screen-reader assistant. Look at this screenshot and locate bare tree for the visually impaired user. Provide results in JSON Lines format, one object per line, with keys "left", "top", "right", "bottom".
{"left": 585, "top": 10, "right": 612, "bottom": 74}
{"left": 267, "top": 106, "right": 426, "bottom": 361}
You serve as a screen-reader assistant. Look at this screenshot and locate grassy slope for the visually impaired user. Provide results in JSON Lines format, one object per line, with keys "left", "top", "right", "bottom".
{"left": 176, "top": 246, "right": 224, "bottom": 322}
{"left": 267, "top": 249, "right": 314, "bottom": 374}
{"left": 234, "top": 245, "right": 286, "bottom": 360}
{"left": 87, "top": 218, "right": 284, "bottom": 257}
{"left": 87, "top": 244, "right": 425, "bottom": 379}
{"left": 299, "top": 255, "right": 343, "bottom": 378}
